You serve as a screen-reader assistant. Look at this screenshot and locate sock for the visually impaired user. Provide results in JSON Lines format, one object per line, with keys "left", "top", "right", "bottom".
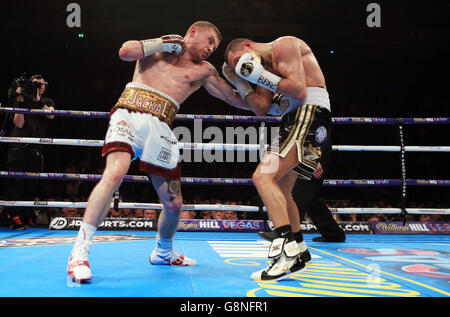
{"left": 292, "top": 231, "right": 308, "bottom": 252}
{"left": 274, "top": 225, "right": 293, "bottom": 240}
{"left": 156, "top": 234, "right": 173, "bottom": 254}
{"left": 71, "top": 222, "right": 96, "bottom": 260}
{"left": 75, "top": 222, "right": 97, "bottom": 246}
{"left": 297, "top": 240, "right": 308, "bottom": 253}
{"left": 293, "top": 230, "right": 304, "bottom": 243}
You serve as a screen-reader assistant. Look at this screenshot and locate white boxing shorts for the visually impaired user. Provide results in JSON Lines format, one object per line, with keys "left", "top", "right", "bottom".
{"left": 102, "top": 83, "right": 181, "bottom": 179}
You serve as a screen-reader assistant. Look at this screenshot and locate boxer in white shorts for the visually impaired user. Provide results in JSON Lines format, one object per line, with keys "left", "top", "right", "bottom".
{"left": 68, "top": 21, "right": 253, "bottom": 282}
{"left": 103, "top": 83, "right": 182, "bottom": 179}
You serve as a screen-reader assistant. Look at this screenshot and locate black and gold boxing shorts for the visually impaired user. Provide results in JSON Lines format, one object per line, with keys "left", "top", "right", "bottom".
{"left": 267, "top": 104, "right": 332, "bottom": 180}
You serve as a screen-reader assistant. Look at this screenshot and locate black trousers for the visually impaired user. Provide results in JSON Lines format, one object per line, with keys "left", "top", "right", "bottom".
{"left": 6, "top": 145, "right": 42, "bottom": 219}
{"left": 292, "top": 176, "right": 345, "bottom": 240}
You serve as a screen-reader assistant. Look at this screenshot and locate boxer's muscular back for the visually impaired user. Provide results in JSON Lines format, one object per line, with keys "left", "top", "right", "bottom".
{"left": 131, "top": 53, "right": 210, "bottom": 104}
{"left": 273, "top": 36, "right": 327, "bottom": 89}
{"left": 298, "top": 39, "right": 326, "bottom": 89}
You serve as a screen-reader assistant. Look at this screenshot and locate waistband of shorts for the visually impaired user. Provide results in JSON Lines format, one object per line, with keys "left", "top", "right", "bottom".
{"left": 304, "top": 87, "right": 331, "bottom": 112}
{"left": 112, "top": 82, "right": 179, "bottom": 126}
{"left": 125, "top": 82, "right": 180, "bottom": 110}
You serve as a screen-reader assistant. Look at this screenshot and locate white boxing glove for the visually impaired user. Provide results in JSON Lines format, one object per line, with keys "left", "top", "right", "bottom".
{"left": 141, "top": 34, "right": 186, "bottom": 57}
{"left": 235, "top": 53, "right": 281, "bottom": 92}
{"left": 222, "top": 62, "right": 254, "bottom": 100}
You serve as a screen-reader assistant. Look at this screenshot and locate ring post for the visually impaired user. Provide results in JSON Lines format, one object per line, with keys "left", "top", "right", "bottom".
{"left": 398, "top": 124, "right": 407, "bottom": 224}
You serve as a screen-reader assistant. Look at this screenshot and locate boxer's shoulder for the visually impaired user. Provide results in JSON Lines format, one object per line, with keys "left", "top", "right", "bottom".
{"left": 273, "top": 36, "right": 302, "bottom": 52}
{"left": 204, "top": 61, "right": 218, "bottom": 75}
{"left": 271, "top": 37, "right": 304, "bottom": 64}
{"left": 274, "top": 36, "right": 301, "bottom": 45}
{"left": 191, "top": 60, "right": 218, "bottom": 81}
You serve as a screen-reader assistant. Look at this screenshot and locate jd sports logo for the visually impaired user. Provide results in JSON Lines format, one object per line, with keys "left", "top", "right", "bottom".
{"left": 50, "top": 217, "right": 68, "bottom": 230}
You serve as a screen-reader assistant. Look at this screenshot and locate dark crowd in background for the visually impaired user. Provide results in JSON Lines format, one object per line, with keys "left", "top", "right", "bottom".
{"left": 0, "top": 1, "right": 449, "bottom": 227}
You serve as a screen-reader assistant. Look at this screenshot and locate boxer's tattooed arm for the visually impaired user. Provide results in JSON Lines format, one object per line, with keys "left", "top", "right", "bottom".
{"left": 167, "top": 180, "right": 181, "bottom": 201}
{"left": 203, "top": 63, "right": 252, "bottom": 110}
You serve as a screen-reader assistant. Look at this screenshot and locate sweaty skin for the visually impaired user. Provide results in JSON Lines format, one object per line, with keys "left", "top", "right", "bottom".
{"left": 227, "top": 36, "right": 326, "bottom": 116}
{"left": 225, "top": 36, "right": 328, "bottom": 232}
{"left": 119, "top": 27, "right": 247, "bottom": 108}
{"left": 81, "top": 26, "right": 248, "bottom": 232}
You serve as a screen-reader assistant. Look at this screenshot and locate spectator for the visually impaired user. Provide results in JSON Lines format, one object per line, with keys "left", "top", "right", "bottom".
{"left": 110, "top": 208, "right": 121, "bottom": 218}
{"left": 212, "top": 210, "right": 225, "bottom": 220}
{"left": 63, "top": 206, "right": 79, "bottom": 218}
{"left": 143, "top": 209, "right": 158, "bottom": 219}
{"left": 33, "top": 196, "right": 48, "bottom": 226}
{"left": 47, "top": 197, "right": 63, "bottom": 219}
{"left": 135, "top": 209, "right": 144, "bottom": 218}
{"left": 5, "top": 74, "right": 55, "bottom": 229}
{"left": 210, "top": 203, "right": 225, "bottom": 220}
{"left": 430, "top": 214, "right": 441, "bottom": 221}
{"left": 200, "top": 210, "right": 213, "bottom": 219}
{"left": 367, "top": 215, "right": 380, "bottom": 222}
{"left": 419, "top": 214, "right": 432, "bottom": 222}
{"left": 224, "top": 210, "right": 238, "bottom": 220}
{"left": 121, "top": 208, "right": 134, "bottom": 218}
{"left": 180, "top": 210, "right": 196, "bottom": 219}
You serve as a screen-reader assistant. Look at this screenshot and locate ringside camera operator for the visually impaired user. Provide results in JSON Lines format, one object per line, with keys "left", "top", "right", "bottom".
{"left": 6, "top": 74, "right": 55, "bottom": 229}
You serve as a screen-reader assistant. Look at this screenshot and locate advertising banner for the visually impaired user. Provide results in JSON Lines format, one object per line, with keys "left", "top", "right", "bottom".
{"left": 49, "top": 217, "right": 157, "bottom": 231}
{"left": 177, "top": 219, "right": 265, "bottom": 232}
{"left": 301, "top": 221, "right": 373, "bottom": 234}
{"left": 371, "top": 222, "right": 450, "bottom": 234}
{"left": 49, "top": 217, "right": 265, "bottom": 233}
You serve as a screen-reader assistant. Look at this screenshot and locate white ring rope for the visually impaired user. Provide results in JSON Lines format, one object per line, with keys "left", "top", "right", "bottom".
{"left": 1, "top": 200, "right": 448, "bottom": 215}
{"left": 1, "top": 107, "right": 448, "bottom": 218}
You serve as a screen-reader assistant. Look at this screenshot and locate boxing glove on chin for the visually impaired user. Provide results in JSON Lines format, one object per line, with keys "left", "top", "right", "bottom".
{"left": 222, "top": 62, "right": 254, "bottom": 100}
{"left": 235, "top": 53, "right": 281, "bottom": 92}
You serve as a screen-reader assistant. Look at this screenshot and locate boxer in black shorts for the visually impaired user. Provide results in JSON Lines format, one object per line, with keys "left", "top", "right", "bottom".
{"left": 223, "top": 36, "right": 333, "bottom": 281}
{"left": 260, "top": 98, "right": 346, "bottom": 243}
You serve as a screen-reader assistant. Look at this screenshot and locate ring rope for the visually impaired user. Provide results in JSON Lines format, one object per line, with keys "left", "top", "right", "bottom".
{"left": 1, "top": 106, "right": 448, "bottom": 218}
{"left": 1, "top": 200, "right": 448, "bottom": 215}
{"left": 1, "top": 171, "right": 449, "bottom": 186}
{"left": 1, "top": 106, "right": 450, "bottom": 124}
{"left": 1, "top": 137, "right": 449, "bottom": 152}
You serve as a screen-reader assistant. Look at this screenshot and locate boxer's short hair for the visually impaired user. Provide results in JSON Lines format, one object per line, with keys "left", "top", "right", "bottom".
{"left": 188, "top": 21, "right": 222, "bottom": 42}
{"left": 224, "top": 38, "right": 250, "bottom": 62}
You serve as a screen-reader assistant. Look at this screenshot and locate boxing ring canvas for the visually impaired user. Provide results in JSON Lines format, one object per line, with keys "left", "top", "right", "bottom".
{"left": 1, "top": 111, "right": 448, "bottom": 299}
{"left": 1, "top": 228, "right": 448, "bottom": 297}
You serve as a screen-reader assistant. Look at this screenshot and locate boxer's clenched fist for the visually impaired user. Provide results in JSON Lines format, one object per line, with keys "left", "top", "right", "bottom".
{"left": 222, "top": 62, "right": 240, "bottom": 83}
{"left": 141, "top": 34, "right": 186, "bottom": 57}
{"left": 222, "top": 62, "right": 254, "bottom": 100}
{"left": 161, "top": 34, "right": 186, "bottom": 56}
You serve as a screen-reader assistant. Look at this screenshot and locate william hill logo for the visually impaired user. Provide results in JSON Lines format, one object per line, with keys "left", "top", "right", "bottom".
{"left": 374, "top": 222, "right": 431, "bottom": 233}
{"left": 177, "top": 219, "right": 264, "bottom": 232}
{"left": 199, "top": 221, "right": 220, "bottom": 229}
